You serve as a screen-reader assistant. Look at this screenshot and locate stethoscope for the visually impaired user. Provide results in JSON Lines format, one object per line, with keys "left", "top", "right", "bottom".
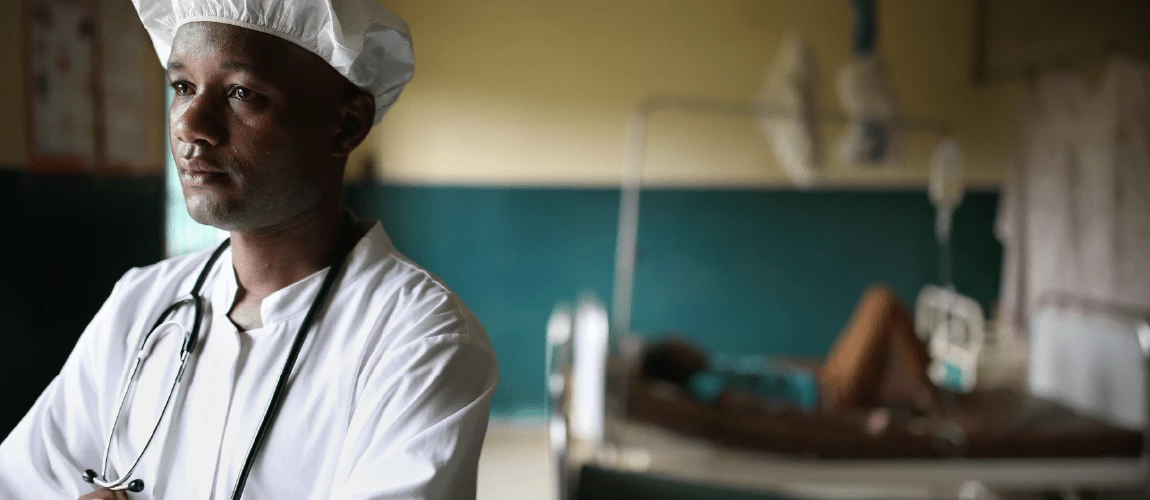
{"left": 82, "top": 224, "right": 356, "bottom": 499}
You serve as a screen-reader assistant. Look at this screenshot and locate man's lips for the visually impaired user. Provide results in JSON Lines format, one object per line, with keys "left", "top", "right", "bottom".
{"left": 178, "top": 158, "right": 229, "bottom": 186}
{"left": 178, "top": 157, "right": 226, "bottom": 174}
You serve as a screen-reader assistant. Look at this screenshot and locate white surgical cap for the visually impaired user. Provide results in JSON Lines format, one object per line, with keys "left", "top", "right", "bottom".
{"left": 132, "top": 0, "right": 415, "bottom": 124}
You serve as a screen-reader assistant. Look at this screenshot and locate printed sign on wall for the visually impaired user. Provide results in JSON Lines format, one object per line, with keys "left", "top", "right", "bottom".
{"left": 26, "top": 0, "right": 163, "bottom": 175}
{"left": 27, "top": 0, "right": 97, "bottom": 173}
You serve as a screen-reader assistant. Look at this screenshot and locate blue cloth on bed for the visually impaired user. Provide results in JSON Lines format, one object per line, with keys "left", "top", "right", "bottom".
{"left": 688, "top": 354, "right": 819, "bottom": 411}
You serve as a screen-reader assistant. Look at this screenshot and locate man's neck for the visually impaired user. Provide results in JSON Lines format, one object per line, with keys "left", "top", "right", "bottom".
{"left": 229, "top": 206, "right": 347, "bottom": 302}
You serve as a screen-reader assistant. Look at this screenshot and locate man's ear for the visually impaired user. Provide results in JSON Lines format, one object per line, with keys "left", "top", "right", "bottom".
{"left": 332, "top": 90, "right": 376, "bottom": 157}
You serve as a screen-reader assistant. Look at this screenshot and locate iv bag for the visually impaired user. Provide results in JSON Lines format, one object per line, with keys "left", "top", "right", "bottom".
{"left": 929, "top": 138, "right": 964, "bottom": 243}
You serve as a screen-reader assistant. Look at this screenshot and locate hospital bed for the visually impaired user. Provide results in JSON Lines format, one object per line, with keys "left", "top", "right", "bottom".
{"left": 547, "top": 294, "right": 1150, "bottom": 499}
{"left": 543, "top": 95, "right": 1150, "bottom": 499}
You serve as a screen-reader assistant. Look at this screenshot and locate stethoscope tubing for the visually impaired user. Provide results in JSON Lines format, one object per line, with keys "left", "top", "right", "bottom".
{"left": 85, "top": 240, "right": 228, "bottom": 493}
{"left": 230, "top": 231, "right": 354, "bottom": 499}
{"left": 84, "top": 220, "right": 356, "bottom": 498}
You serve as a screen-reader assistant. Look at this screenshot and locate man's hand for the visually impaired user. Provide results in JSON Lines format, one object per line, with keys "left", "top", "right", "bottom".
{"left": 78, "top": 488, "right": 128, "bottom": 500}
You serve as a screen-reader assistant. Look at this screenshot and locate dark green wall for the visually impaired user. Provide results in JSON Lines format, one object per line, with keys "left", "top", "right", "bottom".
{"left": 0, "top": 170, "right": 166, "bottom": 438}
{"left": 346, "top": 185, "right": 1002, "bottom": 417}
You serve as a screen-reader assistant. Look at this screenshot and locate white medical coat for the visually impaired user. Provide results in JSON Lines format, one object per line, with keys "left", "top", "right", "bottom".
{"left": 0, "top": 222, "right": 499, "bottom": 499}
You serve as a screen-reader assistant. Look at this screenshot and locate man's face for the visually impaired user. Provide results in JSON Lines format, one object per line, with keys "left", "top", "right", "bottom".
{"left": 167, "top": 22, "right": 351, "bottom": 231}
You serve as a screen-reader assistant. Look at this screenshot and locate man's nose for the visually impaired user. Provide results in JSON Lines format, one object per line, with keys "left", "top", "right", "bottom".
{"left": 171, "top": 95, "right": 226, "bottom": 147}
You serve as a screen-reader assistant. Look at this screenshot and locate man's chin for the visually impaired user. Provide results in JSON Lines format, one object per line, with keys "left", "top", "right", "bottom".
{"left": 185, "top": 197, "right": 246, "bottom": 231}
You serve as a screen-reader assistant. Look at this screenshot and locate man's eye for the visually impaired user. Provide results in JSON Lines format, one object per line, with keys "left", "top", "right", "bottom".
{"left": 171, "top": 82, "right": 192, "bottom": 96}
{"left": 229, "top": 86, "right": 253, "bottom": 101}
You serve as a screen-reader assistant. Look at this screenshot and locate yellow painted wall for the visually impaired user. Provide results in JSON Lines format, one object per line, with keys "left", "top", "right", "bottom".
{"left": 0, "top": 0, "right": 27, "bottom": 167}
{"left": 353, "top": 0, "right": 1027, "bottom": 188}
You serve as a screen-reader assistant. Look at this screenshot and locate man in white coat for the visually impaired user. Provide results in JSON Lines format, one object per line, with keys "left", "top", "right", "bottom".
{"left": 0, "top": 1, "right": 498, "bottom": 498}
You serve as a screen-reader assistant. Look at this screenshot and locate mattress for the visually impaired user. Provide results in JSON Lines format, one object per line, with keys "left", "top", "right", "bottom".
{"left": 626, "top": 377, "right": 1143, "bottom": 459}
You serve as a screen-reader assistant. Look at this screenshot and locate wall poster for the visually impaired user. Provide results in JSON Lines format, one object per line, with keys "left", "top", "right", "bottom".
{"left": 26, "top": 0, "right": 97, "bottom": 173}
{"left": 25, "top": 0, "right": 163, "bottom": 175}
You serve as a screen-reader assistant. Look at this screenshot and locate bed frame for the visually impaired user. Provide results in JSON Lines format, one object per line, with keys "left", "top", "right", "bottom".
{"left": 546, "top": 294, "right": 1150, "bottom": 499}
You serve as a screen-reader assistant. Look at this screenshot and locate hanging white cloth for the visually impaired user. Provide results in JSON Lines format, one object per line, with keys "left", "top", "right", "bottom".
{"left": 997, "top": 57, "right": 1150, "bottom": 333}
{"left": 758, "top": 33, "right": 822, "bottom": 187}
{"left": 1028, "top": 307, "right": 1146, "bottom": 430}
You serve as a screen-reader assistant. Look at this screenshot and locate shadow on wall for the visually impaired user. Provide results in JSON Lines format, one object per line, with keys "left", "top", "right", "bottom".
{"left": 345, "top": 185, "right": 1002, "bottom": 419}
{"left": 0, "top": 170, "right": 165, "bottom": 438}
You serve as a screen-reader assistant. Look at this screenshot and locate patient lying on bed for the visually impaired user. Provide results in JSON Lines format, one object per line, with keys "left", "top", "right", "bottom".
{"left": 632, "top": 286, "right": 1142, "bottom": 459}
{"left": 644, "top": 286, "right": 939, "bottom": 418}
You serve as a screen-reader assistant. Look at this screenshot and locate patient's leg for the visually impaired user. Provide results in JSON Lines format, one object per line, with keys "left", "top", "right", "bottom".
{"left": 819, "top": 286, "right": 936, "bottom": 413}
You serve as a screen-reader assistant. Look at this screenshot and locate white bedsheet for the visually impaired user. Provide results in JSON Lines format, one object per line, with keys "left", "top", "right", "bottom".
{"left": 1028, "top": 307, "right": 1147, "bottom": 430}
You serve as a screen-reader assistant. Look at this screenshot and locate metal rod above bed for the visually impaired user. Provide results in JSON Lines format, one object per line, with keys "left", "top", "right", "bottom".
{"left": 610, "top": 94, "right": 954, "bottom": 338}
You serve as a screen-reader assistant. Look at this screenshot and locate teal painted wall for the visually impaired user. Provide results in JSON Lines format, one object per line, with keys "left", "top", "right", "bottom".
{"left": 345, "top": 186, "right": 1002, "bottom": 417}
